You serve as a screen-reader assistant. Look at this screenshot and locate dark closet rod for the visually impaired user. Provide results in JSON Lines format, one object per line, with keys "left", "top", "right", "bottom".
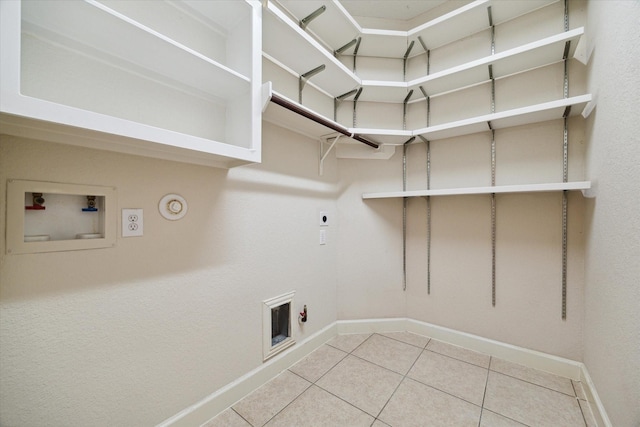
{"left": 269, "top": 92, "right": 380, "bottom": 149}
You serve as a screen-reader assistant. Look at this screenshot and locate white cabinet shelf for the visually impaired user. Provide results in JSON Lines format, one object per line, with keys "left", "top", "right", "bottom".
{"left": 362, "top": 181, "right": 592, "bottom": 199}
{"left": 0, "top": 0, "right": 262, "bottom": 168}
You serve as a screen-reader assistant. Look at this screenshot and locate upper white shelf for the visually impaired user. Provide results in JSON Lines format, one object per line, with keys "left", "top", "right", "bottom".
{"left": 276, "top": 0, "right": 557, "bottom": 59}
{"left": 362, "top": 181, "right": 592, "bottom": 199}
{"left": 1, "top": 0, "right": 262, "bottom": 168}
{"left": 359, "top": 27, "right": 584, "bottom": 102}
{"left": 263, "top": 1, "right": 360, "bottom": 97}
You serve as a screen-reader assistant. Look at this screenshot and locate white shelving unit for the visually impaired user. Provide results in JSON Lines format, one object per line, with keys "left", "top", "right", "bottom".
{"left": 0, "top": 0, "right": 262, "bottom": 168}
{"left": 362, "top": 182, "right": 592, "bottom": 199}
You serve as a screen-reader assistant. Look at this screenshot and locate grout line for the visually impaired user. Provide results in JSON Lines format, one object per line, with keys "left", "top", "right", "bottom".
{"left": 230, "top": 408, "right": 254, "bottom": 427}
{"left": 253, "top": 378, "right": 313, "bottom": 427}
{"left": 488, "top": 369, "right": 577, "bottom": 398}
{"left": 480, "top": 408, "right": 532, "bottom": 426}
{"left": 377, "top": 331, "right": 431, "bottom": 349}
{"left": 423, "top": 346, "right": 490, "bottom": 370}
{"left": 477, "top": 356, "right": 491, "bottom": 427}
{"left": 576, "top": 396, "right": 590, "bottom": 427}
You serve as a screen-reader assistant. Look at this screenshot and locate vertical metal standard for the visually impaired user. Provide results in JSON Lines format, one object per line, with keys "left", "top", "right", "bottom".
{"left": 561, "top": 0, "right": 570, "bottom": 318}
{"left": 402, "top": 136, "right": 415, "bottom": 292}
{"left": 299, "top": 5, "right": 326, "bottom": 29}
{"left": 419, "top": 135, "right": 432, "bottom": 295}
{"left": 488, "top": 6, "right": 495, "bottom": 54}
{"left": 490, "top": 125, "right": 497, "bottom": 306}
{"left": 334, "top": 89, "right": 358, "bottom": 122}
{"left": 403, "top": 41, "right": 415, "bottom": 81}
{"left": 352, "top": 87, "right": 363, "bottom": 127}
{"left": 299, "top": 64, "right": 325, "bottom": 104}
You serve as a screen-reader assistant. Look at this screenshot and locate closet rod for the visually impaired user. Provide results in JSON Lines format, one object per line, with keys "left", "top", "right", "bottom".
{"left": 269, "top": 92, "right": 380, "bottom": 149}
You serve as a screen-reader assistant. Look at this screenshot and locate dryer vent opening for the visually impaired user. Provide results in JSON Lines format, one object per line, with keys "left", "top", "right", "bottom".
{"left": 263, "top": 291, "right": 296, "bottom": 361}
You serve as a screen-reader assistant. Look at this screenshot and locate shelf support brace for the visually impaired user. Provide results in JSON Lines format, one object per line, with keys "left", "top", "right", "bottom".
{"left": 299, "top": 64, "right": 326, "bottom": 104}
{"left": 403, "top": 90, "right": 414, "bottom": 131}
{"left": 299, "top": 6, "right": 326, "bottom": 29}
{"left": 403, "top": 41, "right": 415, "bottom": 81}
{"left": 352, "top": 87, "right": 363, "bottom": 127}
{"left": 334, "top": 88, "right": 359, "bottom": 122}
{"left": 319, "top": 135, "right": 340, "bottom": 176}
{"left": 334, "top": 38, "right": 358, "bottom": 57}
{"left": 417, "top": 36, "right": 430, "bottom": 75}
{"left": 353, "top": 37, "right": 362, "bottom": 74}
{"left": 419, "top": 86, "right": 430, "bottom": 127}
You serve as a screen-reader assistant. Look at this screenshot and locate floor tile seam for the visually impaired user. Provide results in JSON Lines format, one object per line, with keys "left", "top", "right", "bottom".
{"left": 311, "top": 381, "right": 381, "bottom": 420}
{"left": 374, "top": 332, "right": 431, "bottom": 349}
{"left": 291, "top": 347, "right": 350, "bottom": 385}
{"left": 348, "top": 350, "right": 417, "bottom": 377}
{"left": 481, "top": 408, "right": 533, "bottom": 427}
{"left": 404, "top": 373, "right": 485, "bottom": 409}
{"left": 477, "top": 356, "right": 492, "bottom": 427}
{"left": 230, "top": 408, "right": 255, "bottom": 427}
{"left": 373, "top": 343, "right": 425, "bottom": 420}
{"left": 423, "top": 346, "right": 491, "bottom": 369}
{"left": 574, "top": 395, "right": 591, "bottom": 427}
{"left": 251, "top": 379, "right": 313, "bottom": 427}
{"left": 489, "top": 369, "right": 577, "bottom": 398}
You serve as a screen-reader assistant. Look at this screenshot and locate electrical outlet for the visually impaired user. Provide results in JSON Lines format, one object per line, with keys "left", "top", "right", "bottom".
{"left": 122, "top": 209, "right": 143, "bottom": 237}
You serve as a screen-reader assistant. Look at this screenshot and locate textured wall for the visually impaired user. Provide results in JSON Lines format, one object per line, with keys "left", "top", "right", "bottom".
{"left": 0, "top": 123, "right": 339, "bottom": 426}
{"left": 583, "top": 1, "right": 640, "bottom": 426}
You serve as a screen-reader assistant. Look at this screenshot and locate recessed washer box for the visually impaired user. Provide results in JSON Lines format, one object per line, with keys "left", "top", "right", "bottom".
{"left": 6, "top": 179, "right": 116, "bottom": 254}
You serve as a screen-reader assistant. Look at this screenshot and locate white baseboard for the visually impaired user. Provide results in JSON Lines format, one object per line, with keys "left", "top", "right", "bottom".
{"left": 159, "top": 317, "right": 611, "bottom": 427}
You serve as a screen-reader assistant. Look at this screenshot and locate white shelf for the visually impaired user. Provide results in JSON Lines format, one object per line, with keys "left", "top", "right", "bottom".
{"left": 362, "top": 181, "right": 591, "bottom": 199}
{"left": 0, "top": 0, "right": 262, "bottom": 168}
{"left": 360, "top": 27, "right": 584, "bottom": 102}
{"left": 263, "top": 1, "right": 360, "bottom": 97}
{"left": 277, "top": 0, "right": 557, "bottom": 59}
{"left": 412, "top": 94, "right": 592, "bottom": 141}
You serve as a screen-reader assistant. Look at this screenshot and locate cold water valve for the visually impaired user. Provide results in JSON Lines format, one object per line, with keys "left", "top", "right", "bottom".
{"left": 299, "top": 305, "right": 308, "bottom": 323}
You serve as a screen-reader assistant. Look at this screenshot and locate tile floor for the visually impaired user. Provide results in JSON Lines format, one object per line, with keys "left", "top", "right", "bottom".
{"left": 203, "top": 332, "right": 598, "bottom": 427}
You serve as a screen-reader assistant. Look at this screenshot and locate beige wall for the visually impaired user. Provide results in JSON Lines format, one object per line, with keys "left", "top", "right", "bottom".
{"left": 583, "top": 1, "right": 640, "bottom": 426}
{"left": 0, "top": 123, "right": 340, "bottom": 426}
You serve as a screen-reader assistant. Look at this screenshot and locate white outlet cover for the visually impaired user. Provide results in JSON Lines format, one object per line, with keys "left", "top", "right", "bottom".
{"left": 319, "top": 211, "right": 329, "bottom": 226}
{"left": 122, "top": 208, "right": 143, "bottom": 237}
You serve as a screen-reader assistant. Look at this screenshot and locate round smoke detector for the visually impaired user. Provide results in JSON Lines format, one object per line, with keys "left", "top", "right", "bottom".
{"left": 159, "top": 194, "right": 188, "bottom": 221}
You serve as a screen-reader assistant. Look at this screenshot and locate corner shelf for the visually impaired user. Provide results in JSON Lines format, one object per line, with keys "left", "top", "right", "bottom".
{"left": 263, "top": 1, "right": 360, "bottom": 97}
{"left": 0, "top": 0, "right": 262, "bottom": 168}
{"left": 360, "top": 27, "right": 584, "bottom": 102}
{"left": 362, "top": 181, "right": 592, "bottom": 199}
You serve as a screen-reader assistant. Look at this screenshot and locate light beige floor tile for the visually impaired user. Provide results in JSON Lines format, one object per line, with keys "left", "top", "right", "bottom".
{"left": 327, "top": 333, "right": 371, "bottom": 353}
{"left": 490, "top": 358, "right": 575, "bottom": 396}
{"left": 232, "top": 370, "right": 311, "bottom": 427}
{"left": 480, "top": 409, "right": 527, "bottom": 426}
{"left": 352, "top": 334, "right": 422, "bottom": 375}
{"left": 316, "top": 355, "right": 403, "bottom": 417}
{"left": 371, "top": 420, "right": 391, "bottom": 427}
{"left": 484, "top": 371, "right": 585, "bottom": 427}
{"left": 426, "top": 339, "right": 491, "bottom": 368}
{"left": 407, "top": 350, "right": 488, "bottom": 405}
{"left": 578, "top": 399, "right": 598, "bottom": 427}
{"left": 289, "top": 344, "right": 347, "bottom": 383}
{"left": 378, "top": 377, "right": 481, "bottom": 427}
{"left": 572, "top": 379, "right": 587, "bottom": 400}
{"left": 265, "top": 385, "right": 374, "bottom": 427}
{"left": 202, "top": 408, "right": 251, "bottom": 427}
{"left": 380, "top": 331, "right": 430, "bottom": 348}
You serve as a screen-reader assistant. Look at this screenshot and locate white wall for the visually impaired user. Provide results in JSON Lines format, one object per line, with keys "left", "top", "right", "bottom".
{"left": 583, "top": 2, "right": 640, "bottom": 426}
{"left": 0, "top": 123, "right": 339, "bottom": 426}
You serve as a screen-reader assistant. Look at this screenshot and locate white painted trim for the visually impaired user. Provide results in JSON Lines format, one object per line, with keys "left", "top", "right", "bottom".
{"left": 156, "top": 322, "right": 337, "bottom": 427}
{"left": 579, "top": 364, "right": 613, "bottom": 427}
{"left": 159, "top": 318, "right": 612, "bottom": 427}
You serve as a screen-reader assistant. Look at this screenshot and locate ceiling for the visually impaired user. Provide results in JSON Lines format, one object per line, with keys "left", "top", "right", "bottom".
{"left": 339, "top": 0, "right": 448, "bottom": 22}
